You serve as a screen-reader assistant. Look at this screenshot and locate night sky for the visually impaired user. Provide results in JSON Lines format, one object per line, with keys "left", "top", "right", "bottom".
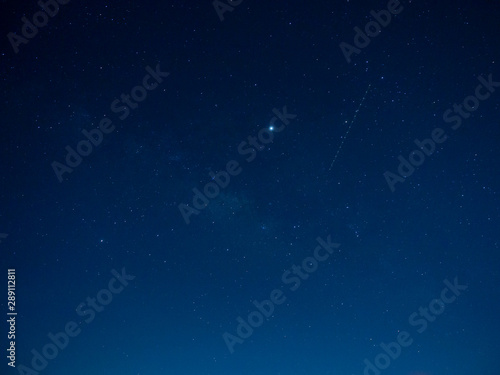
{"left": 1, "top": 0, "right": 499, "bottom": 374}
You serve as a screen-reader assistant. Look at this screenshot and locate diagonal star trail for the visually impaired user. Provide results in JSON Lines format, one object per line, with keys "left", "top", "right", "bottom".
{"left": 329, "top": 83, "right": 371, "bottom": 171}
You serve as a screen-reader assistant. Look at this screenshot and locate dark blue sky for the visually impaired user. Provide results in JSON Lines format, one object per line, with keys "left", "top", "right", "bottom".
{"left": 1, "top": 1, "right": 499, "bottom": 374}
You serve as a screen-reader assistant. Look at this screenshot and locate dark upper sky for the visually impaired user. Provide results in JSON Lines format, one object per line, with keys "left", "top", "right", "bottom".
{"left": 0, "top": 0, "right": 499, "bottom": 374}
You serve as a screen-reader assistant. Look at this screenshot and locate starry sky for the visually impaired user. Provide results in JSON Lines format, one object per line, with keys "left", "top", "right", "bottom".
{"left": 1, "top": 0, "right": 499, "bottom": 374}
